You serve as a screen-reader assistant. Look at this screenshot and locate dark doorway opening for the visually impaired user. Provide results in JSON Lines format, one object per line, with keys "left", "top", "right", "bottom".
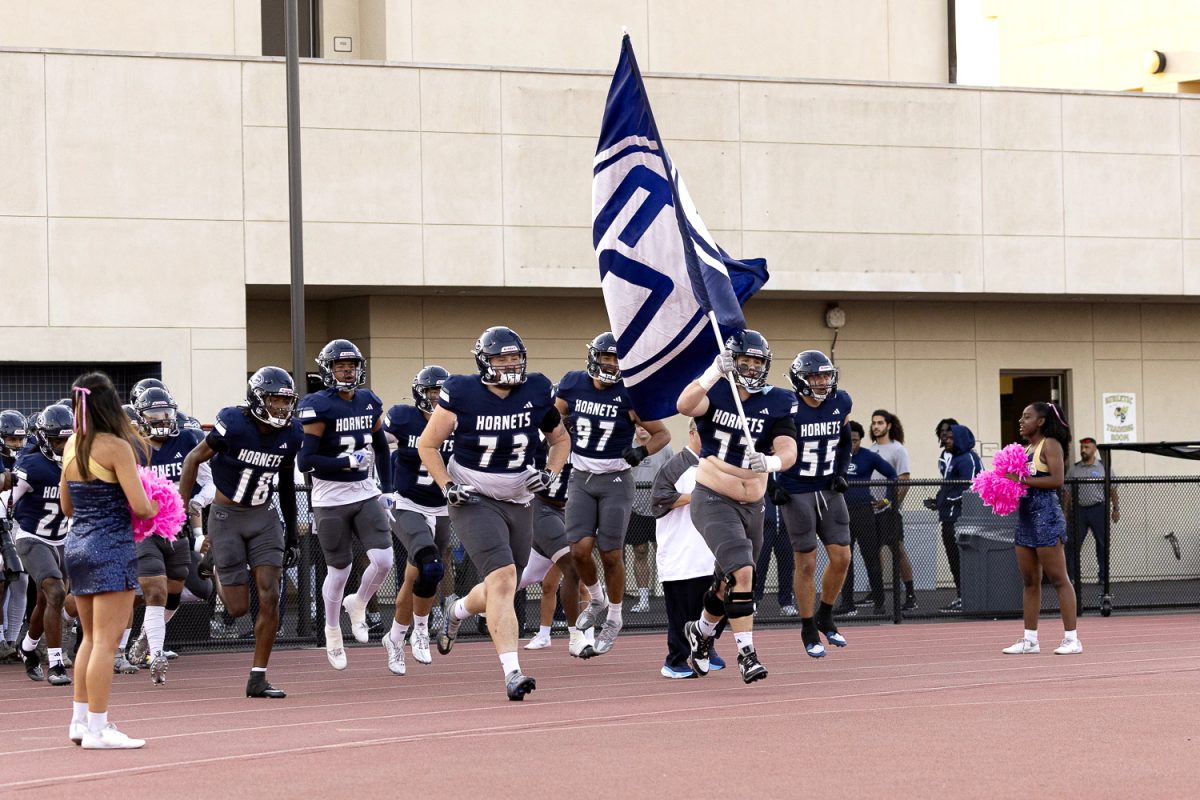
{"left": 999, "top": 371, "right": 1070, "bottom": 453}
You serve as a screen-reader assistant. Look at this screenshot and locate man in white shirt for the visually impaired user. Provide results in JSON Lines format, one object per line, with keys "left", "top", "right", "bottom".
{"left": 648, "top": 423, "right": 724, "bottom": 678}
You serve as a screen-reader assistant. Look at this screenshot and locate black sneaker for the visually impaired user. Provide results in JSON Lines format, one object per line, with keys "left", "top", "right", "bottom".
{"left": 902, "top": 595, "right": 918, "bottom": 612}
{"left": 197, "top": 549, "right": 214, "bottom": 580}
{"left": 20, "top": 645, "right": 44, "bottom": 682}
{"left": 246, "top": 672, "right": 286, "bottom": 699}
{"left": 939, "top": 597, "right": 962, "bottom": 614}
{"left": 505, "top": 670, "right": 536, "bottom": 701}
{"left": 47, "top": 664, "right": 72, "bottom": 686}
{"left": 736, "top": 646, "right": 768, "bottom": 684}
{"left": 683, "top": 620, "right": 713, "bottom": 677}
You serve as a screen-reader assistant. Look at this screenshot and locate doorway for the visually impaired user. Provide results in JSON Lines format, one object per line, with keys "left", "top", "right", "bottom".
{"left": 999, "top": 371, "right": 1069, "bottom": 452}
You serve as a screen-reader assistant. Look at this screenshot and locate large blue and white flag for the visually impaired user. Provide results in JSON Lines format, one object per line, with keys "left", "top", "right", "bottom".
{"left": 593, "top": 35, "right": 768, "bottom": 422}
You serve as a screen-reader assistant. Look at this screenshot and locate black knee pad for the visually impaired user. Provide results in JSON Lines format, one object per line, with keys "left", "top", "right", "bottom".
{"left": 703, "top": 570, "right": 727, "bottom": 617}
{"left": 166, "top": 593, "right": 182, "bottom": 612}
{"left": 725, "top": 590, "right": 755, "bottom": 619}
{"left": 412, "top": 546, "right": 444, "bottom": 599}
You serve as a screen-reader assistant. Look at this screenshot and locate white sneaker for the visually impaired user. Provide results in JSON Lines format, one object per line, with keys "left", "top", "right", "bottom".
{"left": 324, "top": 626, "right": 347, "bottom": 670}
{"left": 382, "top": 633, "right": 406, "bottom": 675}
{"left": 1054, "top": 638, "right": 1083, "bottom": 655}
{"left": 631, "top": 598, "right": 650, "bottom": 613}
{"left": 1002, "top": 638, "right": 1040, "bottom": 654}
{"left": 81, "top": 724, "right": 146, "bottom": 750}
{"left": 69, "top": 721, "right": 86, "bottom": 745}
{"left": 780, "top": 604, "right": 799, "bottom": 616}
{"left": 410, "top": 627, "right": 432, "bottom": 665}
{"left": 524, "top": 632, "right": 552, "bottom": 650}
{"left": 568, "top": 629, "right": 595, "bottom": 658}
{"left": 342, "top": 595, "right": 370, "bottom": 643}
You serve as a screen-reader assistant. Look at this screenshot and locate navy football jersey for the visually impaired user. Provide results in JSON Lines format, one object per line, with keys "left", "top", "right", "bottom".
{"left": 13, "top": 451, "right": 65, "bottom": 543}
{"left": 778, "top": 389, "right": 853, "bottom": 493}
{"left": 384, "top": 404, "right": 452, "bottom": 508}
{"left": 439, "top": 373, "right": 556, "bottom": 475}
{"left": 533, "top": 439, "right": 571, "bottom": 503}
{"left": 144, "top": 428, "right": 206, "bottom": 499}
{"left": 696, "top": 381, "right": 798, "bottom": 468}
{"left": 207, "top": 407, "right": 304, "bottom": 507}
{"left": 296, "top": 387, "right": 384, "bottom": 483}
{"left": 555, "top": 370, "right": 637, "bottom": 472}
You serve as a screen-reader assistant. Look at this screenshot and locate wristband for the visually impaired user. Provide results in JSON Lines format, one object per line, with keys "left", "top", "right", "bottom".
{"left": 192, "top": 528, "right": 206, "bottom": 552}
{"left": 698, "top": 364, "right": 724, "bottom": 390}
{"left": 763, "top": 454, "right": 782, "bottom": 473}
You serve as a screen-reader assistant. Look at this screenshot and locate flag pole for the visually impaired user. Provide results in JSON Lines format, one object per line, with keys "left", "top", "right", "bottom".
{"left": 706, "top": 311, "right": 758, "bottom": 451}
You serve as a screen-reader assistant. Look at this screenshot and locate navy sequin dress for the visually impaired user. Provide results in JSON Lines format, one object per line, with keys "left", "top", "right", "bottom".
{"left": 64, "top": 479, "right": 139, "bottom": 596}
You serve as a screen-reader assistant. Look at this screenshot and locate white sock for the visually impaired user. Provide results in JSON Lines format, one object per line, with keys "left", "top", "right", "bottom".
{"left": 734, "top": 631, "right": 754, "bottom": 650}
{"left": 697, "top": 616, "right": 718, "bottom": 637}
{"left": 499, "top": 650, "right": 520, "bottom": 676}
{"left": 322, "top": 564, "right": 352, "bottom": 624}
{"left": 48, "top": 648, "right": 63, "bottom": 667}
{"left": 413, "top": 613, "right": 429, "bottom": 630}
{"left": 72, "top": 701, "right": 88, "bottom": 724}
{"left": 87, "top": 710, "right": 108, "bottom": 735}
{"left": 586, "top": 582, "right": 604, "bottom": 602}
{"left": 119, "top": 628, "right": 131, "bottom": 648}
{"left": 390, "top": 620, "right": 409, "bottom": 646}
{"left": 607, "top": 602, "right": 623, "bottom": 625}
{"left": 1024, "top": 629, "right": 1039, "bottom": 643}
{"left": 567, "top": 625, "right": 579, "bottom": 636}
{"left": 21, "top": 633, "right": 38, "bottom": 652}
{"left": 452, "top": 598, "right": 472, "bottom": 621}
{"left": 638, "top": 587, "right": 649, "bottom": 603}
{"left": 537, "top": 625, "right": 551, "bottom": 637}
{"left": 1063, "top": 629, "right": 1078, "bottom": 642}
{"left": 144, "top": 606, "right": 166, "bottom": 655}
{"left": 251, "top": 666, "right": 267, "bottom": 673}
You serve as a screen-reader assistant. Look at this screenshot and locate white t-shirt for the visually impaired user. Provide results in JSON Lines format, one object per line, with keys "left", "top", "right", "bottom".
{"left": 869, "top": 440, "right": 910, "bottom": 503}
{"left": 653, "top": 451, "right": 716, "bottom": 582}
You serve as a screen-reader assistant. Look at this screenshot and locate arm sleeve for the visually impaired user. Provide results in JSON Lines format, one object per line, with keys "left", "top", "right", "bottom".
{"left": 298, "top": 433, "right": 349, "bottom": 474}
{"left": 277, "top": 459, "right": 297, "bottom": 542}
{"left": 649, "top": 453, "right": 691, "bottom": 518}
{"left": 539, "top": 406, "right": 562, "bottom": 434}
{"left": 768, "top": 415, "right": 797, "bottom": 440}
{"left": 832, "top": 423, "right": 852, "bottom": 477}
{"left": 371, "top": 428, "right": 391, "bottom": 491}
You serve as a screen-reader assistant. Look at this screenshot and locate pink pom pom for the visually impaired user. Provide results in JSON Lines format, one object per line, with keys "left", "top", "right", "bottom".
{"left": 130, "top": 466, "right": 186, "bottom": 543}
{"left": 971, "top": 443, "right": 1032, "bottom": 516}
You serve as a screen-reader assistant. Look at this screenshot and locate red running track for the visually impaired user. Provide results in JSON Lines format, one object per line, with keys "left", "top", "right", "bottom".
{"left": 1, "top": 613, "right": 1197, "bottom": 799}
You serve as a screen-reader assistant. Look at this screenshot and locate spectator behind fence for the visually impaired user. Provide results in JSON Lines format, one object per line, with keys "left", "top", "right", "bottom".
{"left": 923, "top": 423, "right": 982, "bottom": 613}
{"left": 1064, "top": 437, "right": 1119, "bottom": 593}
{"left": 757, "top": 479, "right": 796, "bottom": 615}
{"left": 839, "top": 421, "right": 896, "bottom": 615}
{"left": 649, "top": 423, "right": 722, "bottom": 678}
{"left": 869, "top": 410, "right": 916, "bottom": 611}
{"left": 628, "top": 425, "right": 674, "bottom": 613}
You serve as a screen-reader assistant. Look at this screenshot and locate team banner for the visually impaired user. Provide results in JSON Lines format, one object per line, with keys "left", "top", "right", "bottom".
{"left": 592, "top": 34, "right": 769, "bottom": 421}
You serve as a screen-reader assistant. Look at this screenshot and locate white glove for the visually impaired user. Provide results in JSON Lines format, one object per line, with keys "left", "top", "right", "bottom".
{"left": 746, "top": 451, "right": 782, "bottom": 474}
{"left": 378, "top": 493, "right": 397, "bottom": 510}
{"left": 699, "top": 350, "right": 737, "bottom": 389}
{"left": 524, "top": 469, "right": 554, "bottom": 493}
{"left": 346, "top": 447, "right": 374, "bottom": 470}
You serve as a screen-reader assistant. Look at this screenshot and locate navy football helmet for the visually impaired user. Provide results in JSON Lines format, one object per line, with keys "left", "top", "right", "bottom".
{"left": 473, "top": 327, "right": 527, "bottom": 386}
{"left": 129, "top": 378, "right": 168, "bottom": 405}
{"left": 0, "top": 410, "right": 29, "bottom": 458}
{"left": 121, "top": 404, "right": 140, "bottom": 425}
{"left": 412, "top": 365, "right": 450, "bottom": 412}
{"left": 725, "top": 330, "right": 772, "bottom": 392}
{"left": 585, "top": 332, "right": 621, "bottom": 385}
{"left": 36, "top": 404, "right": 75, "bottom": 464}
{"left": 316, "top": 339, "right": 366, "bottom": 391}
{"left": 247, "top": 366, "right": 297, "bottom": 428}
{"left": 134, "top": 387, "right": 179, "bottom": 439}
{"left": 788, "top": 350, "right": 838, "bottom": 402}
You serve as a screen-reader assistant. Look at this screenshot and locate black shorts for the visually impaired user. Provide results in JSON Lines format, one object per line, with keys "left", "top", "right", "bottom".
{"left": 625, "top": 513, "right": 656, "bottom": 547}
{"left": 136, "top": 534, "right": 192, "bottom": 580}
{"left": 15, "top": 538, "right": 65, "bottom": 585}
{"left": 313, "top": 497, "right": 392, "bottom": 569}
{"left": 208, "top": 503, "right": 284, "bottom": 586}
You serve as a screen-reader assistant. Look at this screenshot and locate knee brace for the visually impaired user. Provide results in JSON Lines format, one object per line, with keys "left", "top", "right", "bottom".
{"left": 702, "top": 571, "right": 727, "bottom": 618}
{"left": 166, "top": 592, "right": 182, "bottom": 612}
{"left": 412, "top": 546, "right": 444, "bottom": 599}
{"left": 725, "top": 590, "right": 755, "bottom": 619}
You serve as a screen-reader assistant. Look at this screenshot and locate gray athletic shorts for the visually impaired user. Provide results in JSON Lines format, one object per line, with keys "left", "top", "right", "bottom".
{"left": 137, "top": 532, "right": 192, "bottom": 580}
{"left": 313, "top": 496, "right": 392, "bottom": 569}
{"left": 16, "top": 538, "right": 65, "bottom": 585}
{"left": 208, "top": 503, "right": 284, "bottom": 586}
{"left": 532, "top": 497, "right": 569, "bottom": 561}
{"left": 689, "top": 484, "right": 764, "bottom": 574}
{"left": 781, "top": 490, "right": 852, "bottom": 552}
{"left": 389, "top": 509, "right": 450, "bottom": 564}
{"left": 448, "top": 495, "right": 532, "bottom": 579}
{"left": 565, "top": 468, "right": 635, "bottom": 551}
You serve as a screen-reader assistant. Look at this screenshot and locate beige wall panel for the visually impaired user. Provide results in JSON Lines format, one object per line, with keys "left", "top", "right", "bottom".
{"left": 834, "top": 359, "right": 897, "bottom": 420}
{"left": 245, "top": 300, "right": 330, "bottom": 346}
{"left": 247, "top": 340, "right": 293, "bottom": 370}
{"left": 742, "top": 298, "right": 861, "bottom": 343}
{"left": 0, "top": 54, "right": 46, "bottom": 216}
{"left": 367, "top": 295, "right": 422, "bottom": 339}
{"left": 421, "top": 133, "right": 502, "bottom": 225}
{"left": 1141, "top": 342, "right": 1200, "bottom": 360}
{"left": 410, "top": 1, "right": 648, "bottom": 71}
{"left": 366, "top": 357, "right": 428, "bottom": 405}
{"left": 648, "top": 0, "right": 890, "bottom": 80}
{"left": 743, "top": 231, "right": 982, "bottom": 293}
{"left": 0, "top": 2, "right": 238, "bottom": 54}
{"left": 1062, "top": 153, "right": 1182, "bottom": 238}
{"left": 977, "top": 302, "right": 1095, "bottom": 342}
{"left": 1179, "top": 100, "right": 1200, "bottom": 156}
{"left": 359, "top": 0, "right": 388, "bottom": 60}
{"left": 983, "top": 236, "right": 1065, "bottom": 294}
{"left": 1180, "top": 157, "right": 1200, "bottom": 239}
{"left": 1065, "top": 238, "right": 1183, "bottom": 295}
{"left": 0, "top": 324, "right": 189, "bottom": 364}
{"left": 894, "top": 302, "right": 975, "bottom": 342}
{"left": 1143, "top": 361, "right": 1200, "bottom": 440}
{"left": 242, "top": 126, "right": 288, "bottom": 222}
{"left": 1136, "top": 303, "right": 1200, "bottom": 341}
{"left": 1093, "top": 342, "right": 1142, "bottom": 360}
{"left": 1091, "top": 303, "right": 1141, "bottom": 341}
{"left": 1184, "top": 240, "right": 1200, "bottom": 295}
{"left": 191, "top": 348, "right": 249, "bottom": 422}
{"left": 1061, "top": 95, "right": 1180, "bottom": 155}
{"left": 500, "top": 72, "right": 610, "bottom": 138}
{"left": 663, "top": 140, "right": 740, "bottom": 231}
{"left": 46, "top": 55, "right": 242, "bottom": 220}
{"left": 422, "top": 225, "right": 503, "bottom": 285}
{"left": 502, "top": 227, "right": 593, "bottom": 288}
{"left": 50, "top": 219, "right": 244, "bottom": 328}
{"left": 191, "top": 329, "right": 246, "bottom": 350}
{"left": 642, "top": 78, "right": 740, "bottom": 142}
{"left": 321, "top": 0, "right": 361, "bottom": 61}
{"left": 0, "top": 218, "right": 48, "bottom": 326}
{"left": 421, "top": 69, "right": 500, "bottom": 134}
{"left": 233, "top": 0, "right": 263, "bottom": 57}
{"left": 896, "top": 359, "right": 978, "bottom": 475}
{"left": 887, "top": 0, "right": 950, "bottom": 83}
{"left": 740, "top": 84, "right": 979, "bottom": 149}
{"left": 895, "top": 340, "right": 976, "bottom": 360}
{"left": 980, "top": 91, "right": 1062, "bottom": 151}
{"left": 502, "top": 135, "right": 594, "bottom": 227}
{"left": 742, "top": 144, "right": 982, "bottom": 235}
{"left": 243, "top": 220, "right": 423, "bottom": 284}
{"left": 243, "top": 62, "right": 421, "bottom": 130}
{"left": 981, "top": 150, "right": 1063, "bottom": 236}
{"left": 814, "top": 340, "right": 895, "bottom": 361}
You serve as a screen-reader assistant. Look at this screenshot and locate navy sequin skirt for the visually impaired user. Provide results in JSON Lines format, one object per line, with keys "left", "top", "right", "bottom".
{"left": 1014, "top": 488, "right": 1066, "bottom": 549}
{"left": 64, "top": 480, "right": 139, "bottom": 596}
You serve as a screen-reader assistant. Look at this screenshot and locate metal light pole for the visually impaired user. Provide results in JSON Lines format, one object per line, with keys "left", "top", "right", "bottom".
{"left": 284, "top": 0, "right": 306, "bottom": 393}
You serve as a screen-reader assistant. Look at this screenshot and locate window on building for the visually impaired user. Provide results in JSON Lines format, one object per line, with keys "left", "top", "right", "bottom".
{"left": 262, "top": 0, "right": 321, "bottom": 58}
